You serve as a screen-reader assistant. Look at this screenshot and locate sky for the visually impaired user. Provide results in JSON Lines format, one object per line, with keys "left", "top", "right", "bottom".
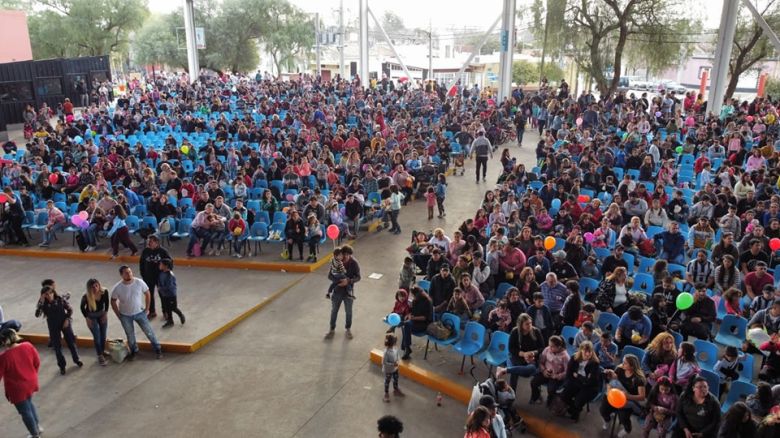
{"left": 147, "top": 0, "right": 727, "bottom": 33}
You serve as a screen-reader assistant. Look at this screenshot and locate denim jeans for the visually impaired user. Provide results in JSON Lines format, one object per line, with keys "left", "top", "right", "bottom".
{"left": 187, "top": 226, "right": 212, "bottom": 255}
{"left": 389, "top": 209, "right": 400, "bottom": 232}
{"left": 48, "top": 322, "right": 79, "bottom": 370}
{"left": 119, "top": 311, "right": 161, "bottom": 354}
{"left": 329, "top": 291, "right": 353, "bottom": 331}
{"left": 43, "top": 223, "right": 64, "bottom": 244}
{"left": 14, "top": 397, "right": 40, "bottom": 436}
{"left": 506, "top": 356, "right": 538, "bottom": 391}
{"left": 81, "top": 223, "right": 98, "bottom": 246}
{"left": 658, "top": 250, "right": 684, "bottom": 265}
{"left": 87, "top": 316, "right": 108, "bottom": 356}
{"left": 0, "top": 319, "right": 22, "bottom": 332}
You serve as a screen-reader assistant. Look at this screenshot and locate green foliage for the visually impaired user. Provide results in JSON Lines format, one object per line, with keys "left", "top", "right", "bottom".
{"left": 132, "top": 15, "right": 179, "bottom": 69}
{"left": 624, "top": 19, "right": 702, "bottom": 77}
{"left": 512, "top": 60, "right": 564, "bottom": 85}
{"left": 724, "top": 1, "right": 780, "bottom": 99}
{"left": 261, "top": 0, "right": 315, "bottom": 75}
{"left": 27, "top": 0, "right": 148, "bottom": 59}
{"left": 765, "top": 77, "right": 780, "bottom": 101}
{"left": 460, "top": 34, "right": 501, "bottom": 55}
{"left": 382, "top": 11, "right": 406, "bottom": 34}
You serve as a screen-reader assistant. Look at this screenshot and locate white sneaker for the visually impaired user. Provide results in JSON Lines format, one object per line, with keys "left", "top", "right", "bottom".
{"left": 617, "top": 429, "right": 629, "bottom": 438}
{"left": 602, "top": 415, "right": 612, "bottom": 431}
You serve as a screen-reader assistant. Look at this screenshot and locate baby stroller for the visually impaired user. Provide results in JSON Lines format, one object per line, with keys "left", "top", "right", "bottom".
{"left": 467, "top": 373, "right": 526, "bottom": 435}
{"left": 450, "top": 142, "right": 465, "bottom": 176}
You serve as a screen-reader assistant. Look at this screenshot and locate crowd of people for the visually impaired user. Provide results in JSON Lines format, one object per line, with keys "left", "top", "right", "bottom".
{"left": 387, "top": 78, "right": 780, "bottom": 437}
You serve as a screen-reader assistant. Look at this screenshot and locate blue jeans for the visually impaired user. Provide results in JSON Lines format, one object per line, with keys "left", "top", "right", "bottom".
{"left": 187, "top": 226, "right": 212, "bottom": 254}
{"left": 506, "top": 356, "right": 538, "bottom": 390}
{"left": 87, "top": 316, "right": 108, "bottom": 356}
{"left": 81, "top": 223, "right": 98, "bottom": 246}
{"left": 14, "top": 396, "right": 40, "bottom": 436}
{"left": 43, "top": 223, "right": 64, "bottom": 244}
{"left": 329, "top": 291, "right": 353, "bottom": 331}
{"left": 658, "top": 250, "right": 684, "bottom": 265}
{"left": 0, "top": 319, "right": 22, "bottom": 332}
{"left": 119, "top": 311, "right": 161, "bottom": 354}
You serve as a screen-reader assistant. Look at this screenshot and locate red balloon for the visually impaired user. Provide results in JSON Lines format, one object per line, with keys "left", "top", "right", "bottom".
{"left": 578, "top": 195, "right": 590, "bottom": 203}
{"left": 0, "top": 194, "right": 7, "bottom": 203}
{"left": 48, "top": 174, "right": 58, "bottom": 184}
{"left": 326, "top": 224, "right": 340, "bottom": 240}
{"left": 770, "top": 238, "right": 780, "bottom": 252}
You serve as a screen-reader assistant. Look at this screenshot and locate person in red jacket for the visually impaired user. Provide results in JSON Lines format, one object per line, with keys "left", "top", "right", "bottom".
{"left": 0, "top": 328, "right": 42, "bottom": 438}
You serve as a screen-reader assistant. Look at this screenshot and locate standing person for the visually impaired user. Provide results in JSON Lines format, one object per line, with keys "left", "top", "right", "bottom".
{"left": 138, "top": 235, "right": 172, "bottom": 319}
{"left": 377, "top": 415, "right": 404, "bottom": 438}
{"left": 80, "top": 279, "right": 109, "bottom": 366}
{"left": 325, "top": 245, "right": 360, "bottom": 340}
{"left": 388, "top": 185, "right": 405, "bottom": 235}
{"left": 110, "top": 265, "right": 162, "bottom": 360}
{"left": 435, "top": 173, "right": 447, "bottom": 218}
{"left": 381, "top": 333, "right": 404, "bottom": 402}
{"left": 673, "top": 376, "right": 721, "bottom": 438}
{"left": 0, "top": 329, "right": 42, "bottom": 438}
{"left": 471, "top": 130, "right": 493, "bottom": 183}
{"left": 35, "top": 285, "right": 82, "bottom": 374}
{"left": 157, "top": 259, "right": 185, "bottom": 328}
{"left": 107, "top": 205, "right": 138, "bottom": 258}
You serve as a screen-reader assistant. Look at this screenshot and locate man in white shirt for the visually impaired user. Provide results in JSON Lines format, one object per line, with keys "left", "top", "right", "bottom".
{"left": 111, "top": 265, "right": 162, "bottom": 360}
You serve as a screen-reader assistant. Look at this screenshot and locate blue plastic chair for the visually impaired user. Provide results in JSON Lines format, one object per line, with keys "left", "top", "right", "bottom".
{"left": 636, "top": 256, "right": 655, "bottom": 274}
{"left": 694, "top": 339, "right": 719, "bottom": 372}
{"left": 699, "top": 369, "right": 721, "bottom": 398}
{"left": 579, "top": 277, "right": 599, "bottom": 300}
{"left": 172, "top": 218, "right": 192, "bottom": 239}
{"left": 716, "top": 298, "right": 728, "bottom": 322}
{"left": 622, "top": 252, "right": 635, "bottom": 272}
{"left": 561, "top": 325, "right": 579, "bottom": 355}
{"left": 721, "top": 381, "right": 757, "bottom": 413}
{"left": 273, "top": 211, "right": 288, "bottom": 224}
{"left": 619, "top": 345, "right": 646, "bottom": 363}
{"left": 632, "top": 273, "right": 655, "bottom": 296}
{"left": 667, "top": 263, "right": 686, "bottom": 280}
{"left": 670, "top": 330, "right": 684, "bottom": 348}
{"left": 424, "top": 313, "right": 462, "bottom": 360}
{"left": 714, "top": 315, "right": 748, "bottom": 349}
{"left": 737, "top": 354, "right": 755, "bottom": 383}
{"left": 226, "top": 224, "right": 249, "bottom": 256}
{"left": 597, "top": 312, "right": 620, "bottom": 337}
{"left": 495, "top": 282, "right": 513, "bottom": 300}
{"left": 417, "top": 279, "right": 431, "bottom": 292}
{"left": 255, "top": 211, "right": 270, "bottom": 224}
{"left": 125, "top": 215, "right": 140, "bottom": 234}
{"left": 136, "top": 216, "right": 158, "bottom": 236}
{"left": 265, "top": 223, "right": 286, "bottom": 248}
{"left": 366, "top": 192, "right": 381, "bottom": 207}
{"left": 158, "top": 217, "right": 175, "bottom": 246}
{"left": 593, "top": 247, "right": 611, "bottom": 261}
{"left": 478, "top": 331, "right": 510, "bottom": 375}
{"left": 452, "top": 322, "right": 487, "bottom": 373}
{"left": 247, "top": 222, "right": 268, "bottom": 256}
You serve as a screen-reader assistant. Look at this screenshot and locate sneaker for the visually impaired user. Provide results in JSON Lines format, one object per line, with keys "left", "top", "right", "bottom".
{"left": 383, "top": 393, "right": 390, "bottom": 403}
{"left": 156, "top": 351, "right": 163, "bottom": 360}
{"left": 617, "top": 429, "right": 629, "bottom": 438}
{"left": 98, "top": 356, "right": 107, "bottom": 366}
{"left": 179, "top": 313, "right": 186, "bottom": 324}
{"left": 324, "top": 330, "right": 335, "bottom": 339}
{"left": 345, "top": 329, "right": 353, "bottom": 339}
{"left": 59, "top": 367, "right": 66, "bottom": 375}
{"left": 162, "top": 320, "right": 174, "bottom": 328}
{"left": 76, "top": 360, "right": 83, "bottom": 367}
{"left": 393, "top": 389, "right": 405, "bottom": 397}
{"left": 602, "top": 415, "right": 613, "bottom": 431}
{"left": 127, "top": 352, "right": 136, "bottom": 361}
{"left": 38, "top": 242, "right": 49, "bottom": 247}
{"left": 148, "top": 312, "right": 157, "bottom": 320}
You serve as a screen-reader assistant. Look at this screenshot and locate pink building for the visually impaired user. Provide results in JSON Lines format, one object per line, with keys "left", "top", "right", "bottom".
{"left": 660, "top": 55, "right": 780, "bottom": 94}
{"left": 0, "top": 10, "right": 33, "bottom": 63}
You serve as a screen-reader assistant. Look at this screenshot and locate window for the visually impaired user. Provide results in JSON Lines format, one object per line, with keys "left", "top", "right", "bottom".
{"left": 36, "top": 78, "right": 63, "bottom": 96}
{"left": 0, "top": 82, "right": 33, "bottom": 101}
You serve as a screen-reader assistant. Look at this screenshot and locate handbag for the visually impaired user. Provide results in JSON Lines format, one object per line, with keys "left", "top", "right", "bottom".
{"left": 107, "top": 339, "right": 130, "bottom": 363}
{"left": 426, "top": 320, "right": 453, "bottom": 340}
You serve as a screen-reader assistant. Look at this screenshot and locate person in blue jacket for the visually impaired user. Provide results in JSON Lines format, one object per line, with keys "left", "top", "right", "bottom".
{"left": 654, "top": 221, "right": 686, "bottom": 264}
{"left": 616, "top": 305, "right": 652, "bottom": 349}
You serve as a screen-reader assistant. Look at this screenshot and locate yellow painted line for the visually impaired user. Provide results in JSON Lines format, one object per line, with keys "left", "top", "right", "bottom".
{"left": 369, "top": 349, "right": 581, "bottom": 438}
{"left": 19, "top": 333, "right": 193, "bottom": 354}
{"left": 188, "top": 275, "right": 307, "bottom": 352}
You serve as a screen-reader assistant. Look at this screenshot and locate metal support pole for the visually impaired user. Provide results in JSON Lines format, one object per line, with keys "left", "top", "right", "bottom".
{"left": 315, "top": 12, "right": 321, "bottom": 77}
{"left": 740, "top": 0, "right": 780, "bottom": 56}
{"left": 339, "top": 0, "right": 345, "bottom": 79}
{"left": 358, "top": 0, "right": 369, "bottom": 85}
{"left": 446, "top": 15, "right": 502, "bottom": 92}
{"left": 428, "top": 21, "right": 433, "bottom": 83}
{"left": 183, "top": 0, "right": 199, "bottom": 83}
{"left": 708, "top": 0, "right": 738, "bottom": 116}
{"left": 367, "top": 7, "right": 413, "bottom": 84}
{"left": 498, "top": 0, "right": 516, "bottom": 101}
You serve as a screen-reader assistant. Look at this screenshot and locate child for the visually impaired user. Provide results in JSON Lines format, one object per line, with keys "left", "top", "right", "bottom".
{"left": 527, "top": 292, "right": 553, "bottom": 342}
{"left": 424, "top": 186, "right": 436, "bottom": 220}
{"left": 758, "top": 332, "right": 780, "bottom": 382}
{"left": 574, "top": 321, "right": 599, "bottom": 348}
{"left": 750, "top": 284, "right": 775, "bottom": 317}
{"left": 668, "top": 341, "right": 700, "bottom": 392}
{"left": 594, "top": 331, "right": 618, "bottom": 370}
{"left": 529, "top": 335, "right": 569, "bottom": 406}
{"left": 398, "top": 256, "right": 416, "bottom": 291}
{"left": 714, "top": 345, "right": 743, "bottom": 396}
{"left": 158, "top": 258, "right": 185, "bottom": 328}
{"left": 495, "top": 378, "right": 524, "bottom": 431}
{"left": 722, "top": 287, "right": 743, "bottom": 316}
{"left": 575, "top": 303, "right": 596, "bottom": 328}
{"left": 642, "top": 376, "right": 677, "bottom": 438}
{"left": 326, "top": 247, "right": 349, "bottom": 299}
{"left": 382, "top": 333, "right": 404, "bottom": 402}
{"left": 581, "top": 255, "right": 600, "bottom": 279}
{"left": 227, "top": 211, "right": 246, "bottom": 258}
{"left": 487, "top": 298, "right": 512, "bottom": 332}
{"left": 305, "top": 213, "right": 323, "bottom": 262}
{"left": 385, "top": 289, "right": 411, "bottom": 334}
{"left": 435, "top": 173, "right": 447, "bottom": 218}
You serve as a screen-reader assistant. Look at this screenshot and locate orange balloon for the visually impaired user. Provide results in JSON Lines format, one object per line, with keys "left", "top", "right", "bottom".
{"left": 544, "top": 236, "right": 556, "bottom": 250}
{"left": 607, "top": 388, "right": 627, "bottom": 409}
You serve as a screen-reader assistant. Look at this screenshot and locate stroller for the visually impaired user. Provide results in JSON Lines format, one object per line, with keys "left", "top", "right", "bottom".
{"left": 467, "top": 373, "right": 526, "bottom": 435}
{"left": 450, "top": 142, "right": 465, "bottom": 176}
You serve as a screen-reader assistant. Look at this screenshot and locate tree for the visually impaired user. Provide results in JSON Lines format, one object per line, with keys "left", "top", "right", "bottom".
{"left": 381, "top": 11, "right": 406, "bottom": 34}
{"left": 262, "top": 0, "right": 314, "bottom": 75}
{"left": 132, "top": 15, "right": 179, "bottom": 73}
{"left": 567, "top": 0, "right": 680, "bottom": 96}
{"left": 765, "top": 77, "right": 780, "bottom": 101}
{"left": 28, "top": 0, "right": 148, "bottom": 58}
{"left": 458, "top": 33, "right": 501, "bottom": 55}
{"left": 623, "top": 19, "right": 703, "bottom": 78}
{"left": 512, "top": 60, "right": 565, "bottom": 85}
{"left": 724, "top": 0, "right": 780, "bottom": 100}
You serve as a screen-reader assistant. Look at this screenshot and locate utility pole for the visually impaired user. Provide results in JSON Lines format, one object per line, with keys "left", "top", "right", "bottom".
{"left": 428, "top": 20, "right": 433, "bottom": 85}
{"left": 315, "top": 12, "right": 321, "bottom": 77}
{"left": 183, "top": 0, "right": 199, "bottom": 84}
{"left": 539, "top": 8, "right": 549, "bottom": 85}
{"left": 339, "top": 0, "right": 345, "bottom": 79}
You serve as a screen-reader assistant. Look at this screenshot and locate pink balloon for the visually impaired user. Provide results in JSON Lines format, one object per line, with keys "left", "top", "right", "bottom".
{"left": 286, "top": 194, "right": 294, "bottom": 202}
{"left": 78, "top": 211, "right": 89, "bottom": 220}
{"left": 326, "top": 224, "right": 340, "bottom": 240}
{"left": 71, "top": 215, "right": 83, "bottom": 226}
{"left": 583, "top": 232, "right": 594, "bottom": 243}
{"left": 575, "top": 117, "right": 583, "bottom": 126}
{"left": 746, "top": 115, "right": 754, "bottom": 122}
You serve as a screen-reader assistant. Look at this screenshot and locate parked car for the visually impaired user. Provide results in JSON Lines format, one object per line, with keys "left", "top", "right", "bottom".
{"left": 658, "top": 80, "right": 687, "bottom": 94}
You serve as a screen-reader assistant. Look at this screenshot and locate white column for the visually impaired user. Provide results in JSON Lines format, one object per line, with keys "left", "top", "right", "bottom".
{"left": 339, "top": 0, "right": 345, "bottom": 79}
{"left": 498, "top": 0, "right": 516, "bottom": 101}
{"left": 315, "top": 12, "right": 321, "bottom": 77}
{"left": 183, "top": 0, "right": 200, "bottom": 83}
{"left": 708, "top": 0, "right": 738, "bottom": 116}
{"left": 358, "top": 0, "right": 369, "bottom": 84}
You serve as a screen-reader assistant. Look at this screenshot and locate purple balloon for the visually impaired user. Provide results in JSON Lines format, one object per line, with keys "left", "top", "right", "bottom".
{"left": 79, "top": 221, "right": 90, "bottom": 230}
{"left": 71, "top": 215, "right": 83, "bottom": 226}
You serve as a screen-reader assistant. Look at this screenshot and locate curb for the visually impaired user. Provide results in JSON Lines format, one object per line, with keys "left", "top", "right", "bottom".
{"left": 19, "top": 276, "right": 307, "bottom": 355}
{"left": 0, "top": 247, "right": 334, "bottom": 273}
{"left": 369, "top": 349, "right": 580, "bottom": 438}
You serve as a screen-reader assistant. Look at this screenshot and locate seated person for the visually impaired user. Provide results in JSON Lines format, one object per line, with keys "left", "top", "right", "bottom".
{"left": 594, "top": 331, "right": 618, "bottom": 369}
{"left": 680, "top": 283, "right": 716, "bottom": 341}
{"left": 615, "top": 305, "right": 652, "bottom": 349}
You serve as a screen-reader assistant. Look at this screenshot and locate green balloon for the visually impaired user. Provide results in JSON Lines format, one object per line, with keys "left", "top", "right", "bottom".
{"left": 675, "top": 146, "right": 683, "bottom": 154}
{"left": 676, "top": 292, "right": 694, "bottom": 311}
